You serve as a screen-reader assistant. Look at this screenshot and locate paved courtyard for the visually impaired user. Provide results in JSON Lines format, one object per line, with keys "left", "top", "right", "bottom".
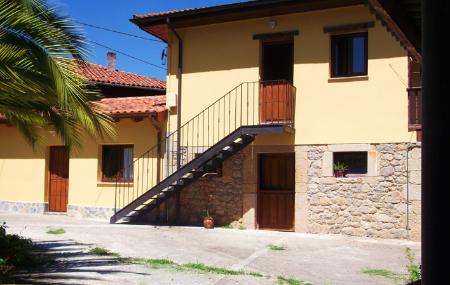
{"left": 1, "top": 212, "right": 420, "bottom": 285}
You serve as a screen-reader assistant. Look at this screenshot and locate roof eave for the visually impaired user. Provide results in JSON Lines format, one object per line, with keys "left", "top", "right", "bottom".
{"left": 88, "top": 81, "right": 166, "bottom": 92}
{"left": 131, "top": 0, "right": 364, "bottom": 41}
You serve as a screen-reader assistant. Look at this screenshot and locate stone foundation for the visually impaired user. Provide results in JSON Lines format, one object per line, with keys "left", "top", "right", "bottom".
{"left": 0, "top": 200, "right": 47, "bottom": 214}
{"left": 302, "top": 143, "right": 421, "bottom": 240}
{"left": 174, "top": 142, "right": 421, "bottom": 240}
{"left": 67, "top": 205, "right": 114, "bottom": 220}
{"left": 179, "top": 151, "right": 244, "bottom": 227}
{"left": 0, "top": 200, "right": 114, "bottom": 220}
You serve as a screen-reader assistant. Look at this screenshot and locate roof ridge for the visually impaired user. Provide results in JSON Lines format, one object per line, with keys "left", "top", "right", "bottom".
{"left": 100, "top": 95, "right": 166, "bottom": 101}
{"left": 79, "top": 61, "right": 165, "bottom": 83}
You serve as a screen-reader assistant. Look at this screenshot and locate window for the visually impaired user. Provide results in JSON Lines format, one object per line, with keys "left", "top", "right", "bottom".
{"left": 331, "top": 32, "right": 368, "bottom": 77}
{"left": 333, "top": 152, "right": 368, "bottom": 175}
{"left": 101, "top": 145, "right": 133, "bottom": 182}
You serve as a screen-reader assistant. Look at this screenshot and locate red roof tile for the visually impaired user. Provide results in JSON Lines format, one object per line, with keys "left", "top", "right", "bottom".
{"left": 96, "top": 95, "right": 166, "bottom": 117}
{"left": 133, "top": 8, "right": 200, "bottom": 19}
{"left": 77, "top": 61, "right": 166, "bottom": 90}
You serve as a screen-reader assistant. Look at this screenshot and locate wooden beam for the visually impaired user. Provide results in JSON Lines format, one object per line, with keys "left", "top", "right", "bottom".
{"left": 323, "top": 21, "right": 374, "bottom": 33}
{"left": 253, "top": 30, "right": 299, "bottom": 40}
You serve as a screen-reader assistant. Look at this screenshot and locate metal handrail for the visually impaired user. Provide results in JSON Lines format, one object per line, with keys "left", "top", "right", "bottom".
{"left": 114, "top": 80, "right": 296, "bottom": 215}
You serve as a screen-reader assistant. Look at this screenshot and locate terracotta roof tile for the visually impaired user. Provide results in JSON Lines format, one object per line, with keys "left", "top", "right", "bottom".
{"left": 96, "top": 95, "right": 166, "bottom": 117}
{"left": 76, "top": 61, "right": 166, "bottom": 90}
{"left": 133, "top": 8, "right": 200, "bottom": 19}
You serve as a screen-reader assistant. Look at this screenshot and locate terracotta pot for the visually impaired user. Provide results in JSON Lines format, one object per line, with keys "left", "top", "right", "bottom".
{"left": 334, "top": 170, "right": 346, "bottom": 177}
{"left": 203, "top": 217, "right": 214, "bottom": 229}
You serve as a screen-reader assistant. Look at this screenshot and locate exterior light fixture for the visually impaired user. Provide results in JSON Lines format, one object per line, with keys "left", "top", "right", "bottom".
{"left": 268, "top": 20, "right": 277, "bottom": 29}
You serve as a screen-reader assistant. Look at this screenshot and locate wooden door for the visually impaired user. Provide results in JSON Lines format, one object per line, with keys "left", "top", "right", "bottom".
{"left": 48, "top": 146, "right": 69, "bottom": 212}
{"left": 258, "top": 153, "right": 295, "bottom": 231}
{"left": 260, "top": 40, "right": 294, "bottom": 123}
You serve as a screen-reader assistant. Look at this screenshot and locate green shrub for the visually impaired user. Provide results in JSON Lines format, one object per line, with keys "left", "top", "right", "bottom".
{"left": 0, "top": 222, "right": 52, "bottom": 280}
{"left": 406, "top": 247, "right": 421, "bottom": 282}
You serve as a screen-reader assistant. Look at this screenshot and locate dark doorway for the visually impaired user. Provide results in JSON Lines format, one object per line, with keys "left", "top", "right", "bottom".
{"left": 261, "top": 40, "right": 294, "bottom": 81}
{"left": 258, "top": 153, "right": 295, "bottom": 231}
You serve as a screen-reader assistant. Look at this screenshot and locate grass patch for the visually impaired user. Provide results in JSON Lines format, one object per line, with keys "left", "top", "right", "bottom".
{"left": 238, "top": 225, "right": 246, "bottom": 230}
{"left": 46, "top": 228, "right": 65, "bottom": 235}
{"left": 363, "top": 248, "right": 422, "bottom": 285}
{"left": 220, "top": 224, "right": 233, "bottom": 229}
{"left": 362, "top": 268, "right": 407, "bottom": 284}
{"left": 131, "top": 258, "right": 266, "bottom": 278}
{"left": 181, "top": 262, "right": 244, "bottom": 275}
{"left": 88, "top": 247, "right": 120, "bottom": 257}
{"left": 406, "top": 247, "right": 421, "bottom": 283}
{"left": 362, "top": 268, "right": 400, "bottom": 278}
{"left": 143, "top": 259, "right": 175, "bottom": 269}
{"left": 269, "top": 244, "right": 287, "bottom": 251}
{"left": 277, "top": 276, "right": 313, "bottom": 285}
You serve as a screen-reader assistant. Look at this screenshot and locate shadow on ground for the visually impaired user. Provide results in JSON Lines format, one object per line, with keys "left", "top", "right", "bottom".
{"left": 5, "top": 240, "right": 148, "bottom": 285}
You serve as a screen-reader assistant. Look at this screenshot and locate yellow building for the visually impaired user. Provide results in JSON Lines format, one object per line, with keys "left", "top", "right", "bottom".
{"left": 124, "top": 0, "right": 421, "bottom": 240}
{"left": 1, "top": 0, "right": 422, "bottom": 240}
{"left": 0, "top": 58, "right": 167, "bottom": 219}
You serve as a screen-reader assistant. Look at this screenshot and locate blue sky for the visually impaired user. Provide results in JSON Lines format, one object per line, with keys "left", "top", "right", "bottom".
{"left": 49, "top": 0, "right": 248, "bottom": 79}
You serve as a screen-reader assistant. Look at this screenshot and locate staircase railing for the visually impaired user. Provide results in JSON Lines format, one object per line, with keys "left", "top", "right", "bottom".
{"left": 114, "top": 80, "right": 296, "bottom": 215}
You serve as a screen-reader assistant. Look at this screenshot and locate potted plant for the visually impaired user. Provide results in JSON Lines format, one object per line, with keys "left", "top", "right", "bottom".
{"left": 203, "top": 209, "right": 214, "bottom": 229}
{"left": 203, "top": 193, "right": 214, "bottom": 229}
{"left": 334, "top": 161, "right": 349, "bottom": 177}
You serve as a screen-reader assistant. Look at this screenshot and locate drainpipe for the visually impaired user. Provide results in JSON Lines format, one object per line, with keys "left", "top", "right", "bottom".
{"left": 167, "top": 17, "right": 183, "bottom": 171}
{"left": 151, "top": 113, "right": 165, "bottom": 223}
{"left": 167, "top": 18, "right": 183, "bottom": 224}
{"left": 150, "top": 114, "right": 162, "bottom": 183}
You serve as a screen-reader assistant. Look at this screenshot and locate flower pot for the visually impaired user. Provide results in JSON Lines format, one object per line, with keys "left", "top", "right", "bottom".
{"left": 334, "top": 170, "right": 346, "bottom": 177}
{"left": 203, "top": 217, "right": 214, "bottom": 229}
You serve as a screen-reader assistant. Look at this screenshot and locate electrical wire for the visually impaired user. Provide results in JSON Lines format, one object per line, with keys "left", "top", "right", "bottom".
{"left": 89, "top": 40, "right": 166, "bottom": 70}
{"left": 76, "top": 20, "right": 164, "bottom": 43}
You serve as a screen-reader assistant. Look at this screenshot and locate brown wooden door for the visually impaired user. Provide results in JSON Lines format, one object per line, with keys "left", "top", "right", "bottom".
{"left": 258, "top": 153, "right": 295, "bottom": 231}
{"left": 48, "top": 146, "right": 69, "bottom": 212}
{"left": 260, "top": 40, "right": 294, "bottom": 123}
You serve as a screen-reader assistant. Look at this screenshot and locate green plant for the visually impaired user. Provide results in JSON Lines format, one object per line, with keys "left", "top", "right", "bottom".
{"left": 334, "top": 161, "right": 349, "bottom": 171}
{"left": 0, "top": 0, "right": 115, "bottom": 148}
{"left": 1, "top": 222, "right": 52, "bottom": 281}
{"left": 269, "top": 244, "right": 287, "bottom": 251}
{"left": 88, "top": 247, "right": 120, "bottom": 257}
{"left": 130, "top": 258, "right": 266, "bottom": 278}
{"left": 277, "top": 276, "right": 313, "bottom": 285}
{"left": 46, "top": 228, "right": 65, "bottom": 235}
{"left": 406, "top": 247, "right": 421, "bottom": 282}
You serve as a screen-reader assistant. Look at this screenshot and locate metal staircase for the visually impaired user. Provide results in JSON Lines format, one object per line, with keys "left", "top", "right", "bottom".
{"left": 110, "top": 80, "right": 296, "bottom": 224}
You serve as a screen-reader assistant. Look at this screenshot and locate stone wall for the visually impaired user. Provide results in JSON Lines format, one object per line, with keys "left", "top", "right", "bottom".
{"left": 0, "top": 200, "right": 114, "bottom": 220}
{"left": 0, "top": 200, "right": 46, "bottom": 214}
{"left": 67, "top": 205, "right": 114, "bottom": 220}
{"left": 179, "top": 151, "right": 244, "bottom": 227}
{"left": 304, "top": 143, "right": 421, "bottom": 240}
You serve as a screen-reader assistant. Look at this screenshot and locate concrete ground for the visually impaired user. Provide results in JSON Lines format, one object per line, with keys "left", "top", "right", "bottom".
{"left": 1, "top": 212, "right": 420, "bottom": 285}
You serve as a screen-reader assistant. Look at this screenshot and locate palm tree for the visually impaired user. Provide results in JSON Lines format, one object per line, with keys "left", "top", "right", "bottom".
{"left": 0, "top": 0, "right": 115, "bottom": 148}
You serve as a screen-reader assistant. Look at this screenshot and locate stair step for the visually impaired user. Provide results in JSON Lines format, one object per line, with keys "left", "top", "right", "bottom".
{"left": 111, "top": 125, "right": 277, "bottom": 224}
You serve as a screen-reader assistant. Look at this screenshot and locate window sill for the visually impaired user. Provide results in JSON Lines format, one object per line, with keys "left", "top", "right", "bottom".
{"left": 97, "top": 182, "right": 134, "bottom": 187}
{"left": 328, "top": 75, "right": 369, "bottom": 83}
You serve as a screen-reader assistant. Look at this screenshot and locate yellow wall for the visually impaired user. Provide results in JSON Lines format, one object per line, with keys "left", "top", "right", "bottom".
{"left": 166, "top": 5, "right": 414, "bottom": 145}
{"left": 0, "top": 118, "right": 162, "bottom": 208}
